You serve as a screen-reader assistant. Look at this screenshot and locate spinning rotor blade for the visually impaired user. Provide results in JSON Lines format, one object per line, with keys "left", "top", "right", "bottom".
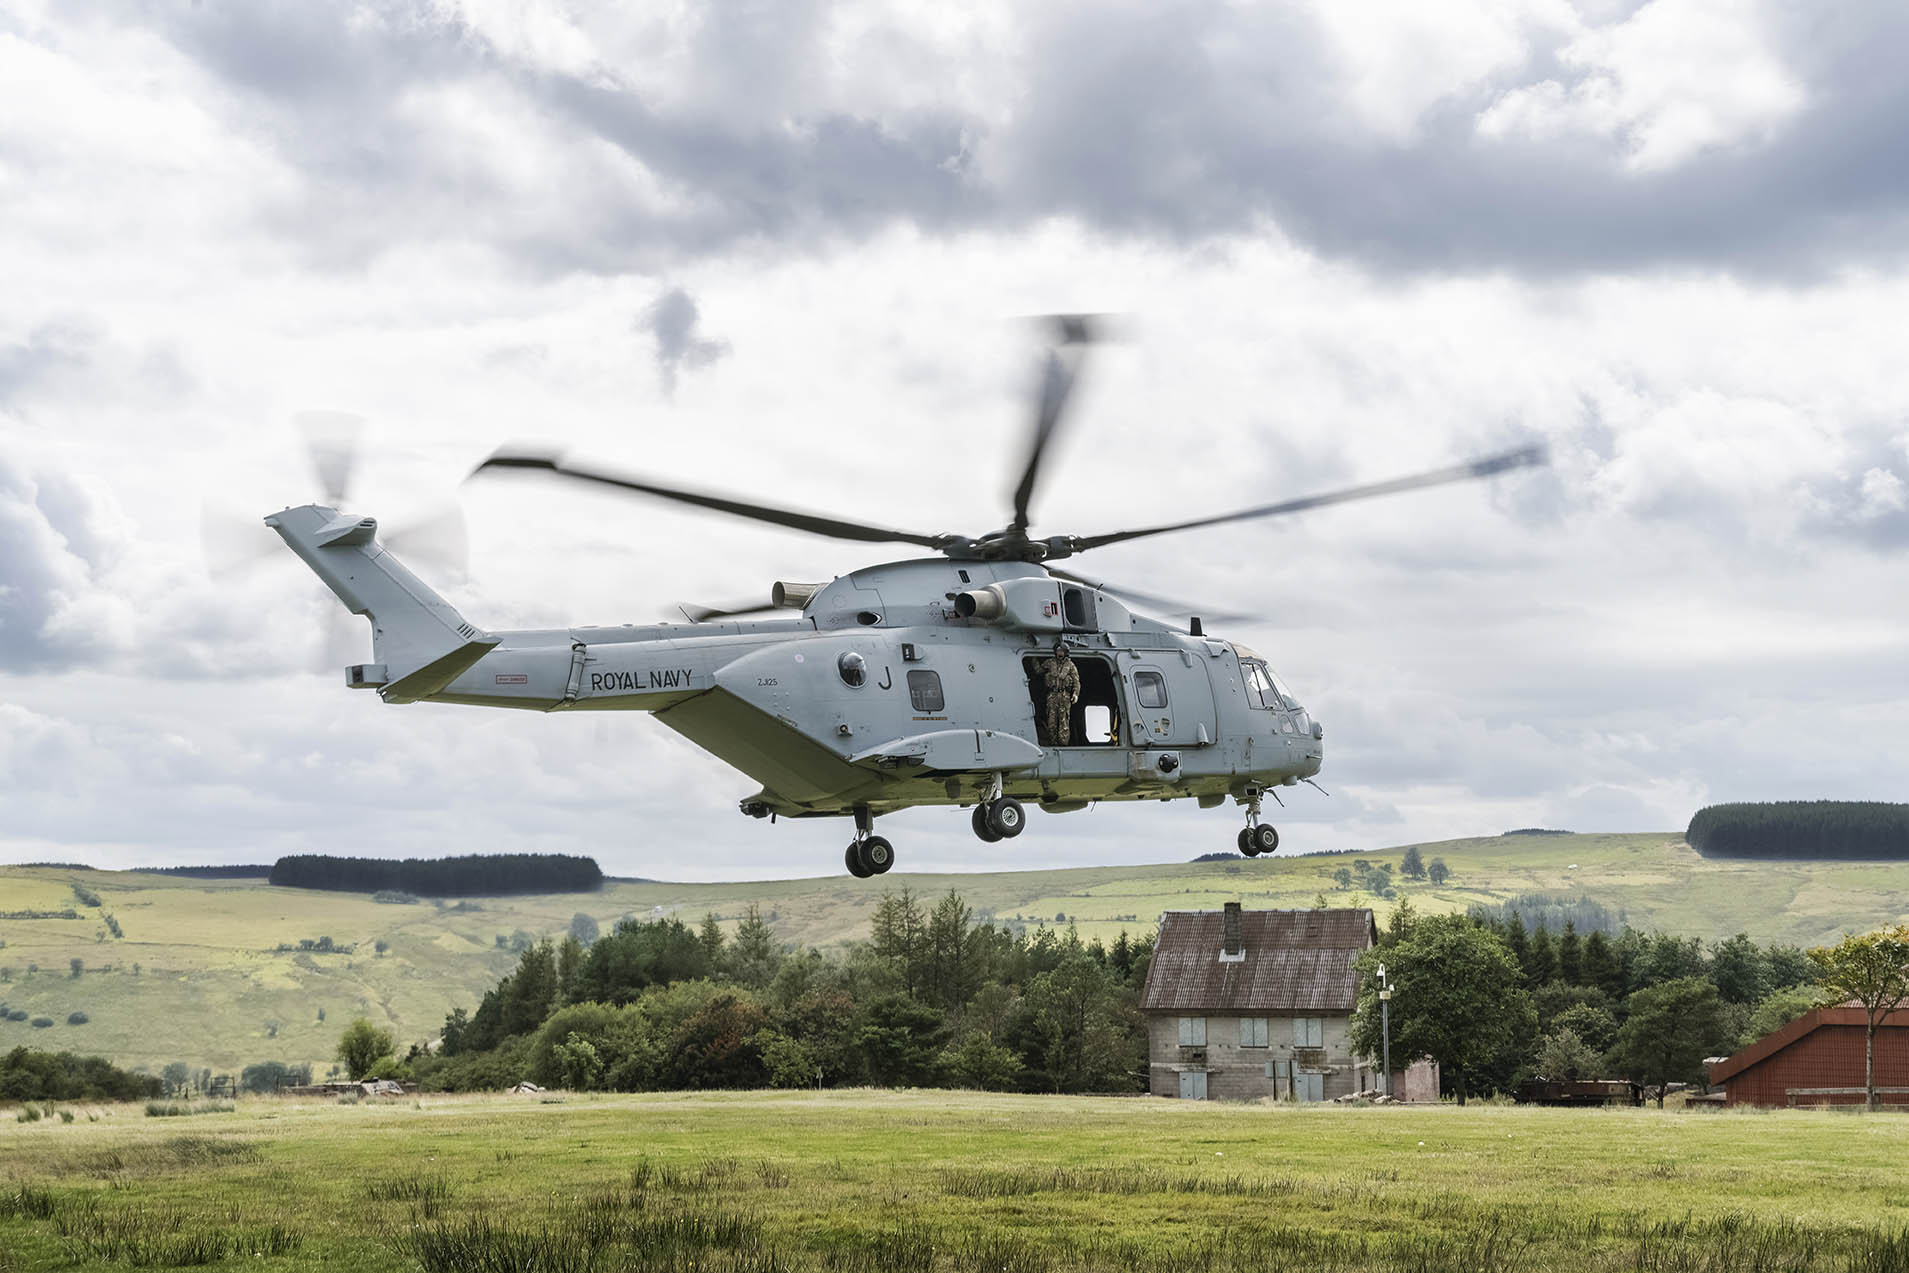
{"left": 1008, "top": 314, "right": 1105, "bottom": 538}
{"left": 472, "top": 449, "right": 953, "bottom": 550}
{"left": 1047, "top": 567, "right": 1251, "bottom": 624}
{"left": 297, "top": 410, "right": 365, "bottom": 507}
{"left": 1067, "top": 443, "right": 1547, "bottom": 554}
{"left": 383, "top": 503, "right": 469, "bottom": 579}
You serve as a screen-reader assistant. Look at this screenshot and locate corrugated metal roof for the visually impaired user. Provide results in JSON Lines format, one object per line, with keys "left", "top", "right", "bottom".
{"left": 1141, "top": 909, "right": 1375, "bottom": 1014}
{"left": 1707, "top": 1002, "right": 1909, "bottom": 1084}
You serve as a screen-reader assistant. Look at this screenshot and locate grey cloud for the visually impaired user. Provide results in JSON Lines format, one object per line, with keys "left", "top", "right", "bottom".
{"left": 107, "top": 0, "right": 1909, "bottom": 277}
{"left": 0, "top": 459, "right": 112, "bottom": 670}
{"left": 639, "top": 287, "right": 730, "bottom": 394}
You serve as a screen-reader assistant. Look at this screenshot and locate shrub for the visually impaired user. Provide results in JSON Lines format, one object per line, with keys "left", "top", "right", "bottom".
{"left": 31, "top": 1017, "right": 54, "bottom": 1028}
{"left": 67, "top": 1012, "right": 89, "bottom": 1026}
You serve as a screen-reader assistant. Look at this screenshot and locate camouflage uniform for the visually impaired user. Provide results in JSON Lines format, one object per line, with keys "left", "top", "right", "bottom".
{"left": 1038, "top": 646, "right": 1081, "bottom": 745}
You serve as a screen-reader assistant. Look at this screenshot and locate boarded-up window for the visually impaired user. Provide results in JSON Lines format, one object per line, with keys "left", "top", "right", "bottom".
{"left": 1177, "top": 1016, "right": 1207, "bottom": 1046}
{"left": 1239, "top": 1017, "right": 1268, "bottom": 1048}
{"left": 1293, "top": 1017, "right": 1323, "bottom": 1048}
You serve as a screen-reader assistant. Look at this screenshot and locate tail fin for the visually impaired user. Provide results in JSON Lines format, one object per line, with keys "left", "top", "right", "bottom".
{"left": 265, "top": 504, "right": 497, "bottom": 703}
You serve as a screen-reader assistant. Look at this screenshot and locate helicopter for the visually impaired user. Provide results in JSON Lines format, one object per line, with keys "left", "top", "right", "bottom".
{"left": 266, "top": 317, "right": 1543, "bottom": 877}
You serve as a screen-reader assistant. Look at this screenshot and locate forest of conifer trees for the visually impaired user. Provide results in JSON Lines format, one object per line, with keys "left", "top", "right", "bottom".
{"left": 1686, "top": 801, "right": 1909, "bottom": 859}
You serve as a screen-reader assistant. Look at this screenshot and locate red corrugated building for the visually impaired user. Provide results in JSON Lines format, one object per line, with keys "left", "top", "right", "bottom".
{"left": 1706, "top": 1004, "right": 1909, "bottom": 1108}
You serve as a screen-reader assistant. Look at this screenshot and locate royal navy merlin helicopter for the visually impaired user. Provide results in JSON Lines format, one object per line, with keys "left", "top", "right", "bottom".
{"left": 267, "top": 318, "right": 1543, "bottom": 878}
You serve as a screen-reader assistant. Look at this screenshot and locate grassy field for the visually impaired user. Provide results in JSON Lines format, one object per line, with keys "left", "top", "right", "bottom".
{"left": 2, "top": 1089, "right": 1908, "bottom": 1271}
{"left": 3, "top": 834, "right": 1907, "bottom": 1078}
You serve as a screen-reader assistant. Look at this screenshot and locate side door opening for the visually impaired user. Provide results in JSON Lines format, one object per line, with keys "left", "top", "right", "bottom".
{"left": 1023, "top": 653, "right": 1122, "bottom": 746}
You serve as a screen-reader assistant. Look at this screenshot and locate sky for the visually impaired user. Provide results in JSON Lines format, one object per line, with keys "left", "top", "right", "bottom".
{"left": 3, "top": 0, "right": 1907, "bottom": 881}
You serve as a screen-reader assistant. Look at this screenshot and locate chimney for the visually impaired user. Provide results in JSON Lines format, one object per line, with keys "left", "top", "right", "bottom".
{"left": 1222, "top": 902, "right": 1243, "bottom": 957}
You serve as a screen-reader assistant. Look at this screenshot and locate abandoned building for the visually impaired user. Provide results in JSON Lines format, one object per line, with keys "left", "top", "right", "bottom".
{"left": 1706, "top": 1003, "right": 1909, "bottom": 1108}
{"left": 1141, "top": 902, "right": 1437, "bottom": 1101}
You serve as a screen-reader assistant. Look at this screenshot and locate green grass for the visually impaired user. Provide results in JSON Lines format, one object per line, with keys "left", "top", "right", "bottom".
{"left": 1, "top": 1090, "right": 1908, "bottom": 1271}
{"left": 4, "top": 835, "right": 1907, "bottom": 1077}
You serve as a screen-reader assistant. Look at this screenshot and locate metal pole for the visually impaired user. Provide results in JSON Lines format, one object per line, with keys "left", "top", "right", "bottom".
{"left": 1379, "top": 983, "right": 1392, "bottom": 1098}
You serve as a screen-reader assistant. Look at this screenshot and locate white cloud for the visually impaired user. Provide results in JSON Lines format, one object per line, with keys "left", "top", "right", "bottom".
{"left": 1477, "top": 0, "right": 1806, "bottom": 172}
{"left": 1858, "top": 467, "right": 1906, "bottom": 518}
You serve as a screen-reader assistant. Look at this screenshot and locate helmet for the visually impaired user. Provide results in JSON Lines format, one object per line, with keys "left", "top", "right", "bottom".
{"left": 1053, "top": 640, "right": 1067, "bottom": 656}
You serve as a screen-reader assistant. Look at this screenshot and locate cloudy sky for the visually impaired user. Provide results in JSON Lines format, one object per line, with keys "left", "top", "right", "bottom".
{"left": 4, "top": 0, "right": 1907, "bottom": 880}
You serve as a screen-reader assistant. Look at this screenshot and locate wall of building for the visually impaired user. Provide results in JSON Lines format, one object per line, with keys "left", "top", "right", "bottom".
{"left": 1147, "top": 1012, "right": 1368, "bottom": 1101}
{"left": 1724, "top": 1023, "right": 1909, "bottom": 1108}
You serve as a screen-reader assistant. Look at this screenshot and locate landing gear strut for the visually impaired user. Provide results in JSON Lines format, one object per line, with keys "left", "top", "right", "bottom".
{"left": 844, "top": 805, "right": 894, "bottom": 878}
{"left": 968, "top": 775, "right": 1025, "bottom": 843}
{"left": 1237, "top": 789, "right": 1278, "bottom": 857}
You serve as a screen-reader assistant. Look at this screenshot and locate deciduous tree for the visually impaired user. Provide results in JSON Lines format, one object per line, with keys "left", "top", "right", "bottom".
{"left": 336, "top": 1018, "right": 395, "bottom": 1081}
{"left": 1607, "top": 977, "right": 1729, "bottom": 1106}
{"left": 1808, "top": 924, "right": 1909, "bottom": 1110}
{"left": 1349, "top": 916, "right": 1535, "bottom": 1104}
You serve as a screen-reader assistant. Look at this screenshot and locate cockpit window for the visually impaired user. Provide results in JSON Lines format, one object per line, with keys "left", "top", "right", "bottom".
{"left": 1242, "top": 660, "right": 1278, "bottom": 709}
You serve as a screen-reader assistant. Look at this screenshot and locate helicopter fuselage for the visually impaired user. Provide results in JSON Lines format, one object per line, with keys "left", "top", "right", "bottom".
{"left": 425, "top": 557, "right": 1322, "bottom": 823}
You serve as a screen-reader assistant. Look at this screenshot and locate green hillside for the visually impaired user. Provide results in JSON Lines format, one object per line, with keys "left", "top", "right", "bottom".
{"left": 2, "top": 831, "right": 1906, "bottom": 1079}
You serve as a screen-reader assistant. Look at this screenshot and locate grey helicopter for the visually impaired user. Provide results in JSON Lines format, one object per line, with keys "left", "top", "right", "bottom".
{"left": 267, "top": 318, "right": 1543, "bottom": 878}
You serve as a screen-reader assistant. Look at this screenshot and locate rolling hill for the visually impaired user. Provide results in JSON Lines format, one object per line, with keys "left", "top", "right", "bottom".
{"left": 2, "top": 831, "right": 1906, "bottom": 1079}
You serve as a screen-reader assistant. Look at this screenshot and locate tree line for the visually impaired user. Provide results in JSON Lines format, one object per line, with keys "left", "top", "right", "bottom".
{"left": 1351, "top": 899, "right": 1842, "bottom": 1104}
{"left": 0, "top": 1046, "right": 162, "bottom": 1102}
{"left": 400, "top": 890, "right": 1153, "bottom": 1096}
{"left": 267, "top": 853, "right": 603, "bottom": 896}
{"left": 1687, "top": 801, "right": 1909, "bottom": 859}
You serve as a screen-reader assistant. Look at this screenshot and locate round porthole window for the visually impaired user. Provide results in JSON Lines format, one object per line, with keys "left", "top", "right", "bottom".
{"left": 838, "top": 651, "right": 868, "bottom": 688}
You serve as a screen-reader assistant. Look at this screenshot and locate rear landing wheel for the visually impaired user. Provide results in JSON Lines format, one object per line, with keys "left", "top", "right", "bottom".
{"left": 861, "top": 835, "right": 895, "bottom": 875}
{"left": 986, "top": 798, "right": 1026, "bottom": 839}
{"left": 1250, "top": 824, "right": 1279, "bottom": 856}
{"left": 845, "top": 842, "right": 872, "bottom": 878}
{"left": 1238, "top": 827, "right": 1257, "bottom": 857}
{"left": 972, "top": 804, "right": 1003, "bottom": 843}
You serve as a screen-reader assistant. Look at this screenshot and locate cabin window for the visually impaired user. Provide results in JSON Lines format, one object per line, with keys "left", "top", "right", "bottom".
{"left": 1134, "top": 670, "right": 1168, "bottom": 709}
{"left": 1063, "top": 587, "right": 1088, "bottom": 627}
{"left": 837, "top": 651, "right": 867, "bottom": 688}
{"left": 1293, "top": 1017, "right": 1323, "bottom": 1048}
{"left": 906, "top": 669, "right": 944, "bottom": 713}
{"left": 1177, "top": 1016, "right": 1207, "bottom": 1047}
{"left": 1239, "top": 1017, "right": 1268, "bottom": 1048}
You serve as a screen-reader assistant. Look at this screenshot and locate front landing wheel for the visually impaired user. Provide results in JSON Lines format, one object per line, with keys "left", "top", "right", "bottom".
{"left": 1238, "top": 827, "right": 1258, "bottom": 857}
{"left": 972, "top": 804, "right": 1003, "bottom": 843}
{"left": 861, "top": 835, "right": 895, "bottom": 875}
{"left": 845, "top": 842, "right": 872, "bottom": 878}
{"left": 1249, "top": 824, "right": 1279, "bottom": 856}
{"left": 986, "top": 798, "right": 1026, "bottom": 839}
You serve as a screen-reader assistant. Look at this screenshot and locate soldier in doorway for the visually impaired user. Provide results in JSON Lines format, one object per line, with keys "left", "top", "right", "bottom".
{"left": 1038, "top": 640, "right": 1080, "bottom": 745}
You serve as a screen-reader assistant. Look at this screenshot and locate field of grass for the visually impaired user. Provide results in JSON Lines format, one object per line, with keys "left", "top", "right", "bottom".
{"left": 2, "top": 1089, "right": 1908, "bottom": 1271}
{"left": 4, "top": 833, "right": 1907, "bottom": 1078}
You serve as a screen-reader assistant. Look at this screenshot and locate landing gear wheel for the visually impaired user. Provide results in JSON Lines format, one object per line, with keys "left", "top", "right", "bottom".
{"left": 986, "top": 798, "right": 1026, "bottom": 839}
{"left": 861, "top": 835, "right": 895, "bottom": 875}
{"left": 972, "top": 804, "right": 1003, "bottom": 843}
{"left": 845, "top": 842, "right": 872, "bottom": 879}
{"left": 1238, "top": 827, "right": 1257, "bottom": 857}
{"left": 1250, "top": 824, "right": 1279, "bottom": 856}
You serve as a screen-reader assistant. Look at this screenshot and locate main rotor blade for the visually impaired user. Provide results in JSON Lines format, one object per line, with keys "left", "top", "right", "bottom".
{"left": 472, "top": 449, "right": 954, "bottom": 550}
{"left": 675, "top": 599, "right": 777, "bottom": 623}
{"left": 1067, "top": 444, "right": 1547, "bottom": 554}
{"left": 1047, "top": 567, "right": 1251, "bottom": 624}
{"left": 1008, "top": 314, "right": 1105, "bottom": 538}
